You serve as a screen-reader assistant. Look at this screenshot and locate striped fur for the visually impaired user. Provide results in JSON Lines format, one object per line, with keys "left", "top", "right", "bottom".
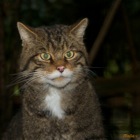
{"left": 3, "top": 18, "right": 106, "bottom": 140}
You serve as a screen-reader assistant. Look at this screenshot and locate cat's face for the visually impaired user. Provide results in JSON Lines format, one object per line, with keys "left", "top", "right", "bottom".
{"left": 17, "top": 19, "right": 88, "bottom": 88}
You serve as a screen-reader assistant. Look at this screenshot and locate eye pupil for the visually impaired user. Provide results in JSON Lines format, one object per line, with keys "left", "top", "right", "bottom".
{"left": 67, "top": 52, "right": 71, "bottom": 57}
{"left": 40, "top": 53, "right": 51, "bottom": 60}
{"left": 44, "top": 53, "right": 49, "bottom": 59}
{"left": 65, "top": 51, "right": 74, "bottom": 59}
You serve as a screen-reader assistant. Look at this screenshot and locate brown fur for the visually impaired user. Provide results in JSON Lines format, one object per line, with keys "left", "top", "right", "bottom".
{"left": 3, "top": 18, "right": 106, "bottom": 140}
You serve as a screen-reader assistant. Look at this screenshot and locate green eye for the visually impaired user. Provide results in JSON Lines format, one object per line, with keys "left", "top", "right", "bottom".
{"left": 40, "top": 53, "right": 51, "bottom": 61}
{"left": 65, "top": 51, "right": 74, "bottom": 59}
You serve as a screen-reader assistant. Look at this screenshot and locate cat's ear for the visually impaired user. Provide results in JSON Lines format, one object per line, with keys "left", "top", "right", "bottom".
{"left": 17, "top": 22, "right": 37, "bottom": 42}
{"left": 70, "top": 18, "right": 88, "bottom": 39}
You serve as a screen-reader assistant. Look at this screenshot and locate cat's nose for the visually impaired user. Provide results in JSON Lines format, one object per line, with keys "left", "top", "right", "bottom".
{"left": 57, "top": 66, "right": 65, "bottom": 73}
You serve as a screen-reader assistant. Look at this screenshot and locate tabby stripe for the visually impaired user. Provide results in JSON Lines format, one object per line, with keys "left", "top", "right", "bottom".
{"left": 21, "top": 54, "right": 42, "bottom": 72}
{"left": 21, "top": 57, "right": 34, "bottom": 71}
{"left": 43, "top": 28, "right": 56, "bottom": 50}
{"left": 60, "top": 38, "right": 65, "bottom": 50}
{"left": 43, "top": 27, "right": 51, "bottom": 37}
{"left": 75, "top": 51, "right": 88, "bottom": 65}
{"left": 76, "top": 62, "right": 84, "bottom": 67}
{"left": 30, "top": 66, "right": 41, "bottom": 73}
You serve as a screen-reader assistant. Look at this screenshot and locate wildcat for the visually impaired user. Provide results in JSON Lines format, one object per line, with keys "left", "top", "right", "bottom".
{"left": 3, "top": 18, "right": 106, "bottom": 140}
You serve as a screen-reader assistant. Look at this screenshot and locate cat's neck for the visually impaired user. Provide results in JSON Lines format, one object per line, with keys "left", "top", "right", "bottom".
{"left": 23, "top": 79, "right": 88, "bottom": 119}
{"left": 44, "top": 87, "right": 65, "bottom": 119}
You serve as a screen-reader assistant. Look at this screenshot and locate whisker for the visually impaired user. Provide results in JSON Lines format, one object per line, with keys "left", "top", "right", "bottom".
{"left": 20, "top": 74, "right": 46, "bottom": 90}
{"left": 7, "top": 71, "right": 42, "bottom": 88}
{"left": 83, "top": 66, "right": 105, "bottom": 69}
{"left": 74, "top": 67, "right": 97, "bottom": 79}
{"left": 84, "top": 69, "right": 97, "bottom": 78}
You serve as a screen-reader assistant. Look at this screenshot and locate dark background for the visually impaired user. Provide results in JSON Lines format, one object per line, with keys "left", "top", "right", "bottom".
{"left": 0, "top": 0, "right": 140, "bottom": 139}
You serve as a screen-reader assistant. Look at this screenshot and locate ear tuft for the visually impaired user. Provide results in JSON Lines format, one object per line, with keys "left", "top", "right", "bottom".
{"left": 70, "top": 18, "right": 88, "bottom": 39}
{"left": 17, "top": 22, "right": 37, "bottom": 42}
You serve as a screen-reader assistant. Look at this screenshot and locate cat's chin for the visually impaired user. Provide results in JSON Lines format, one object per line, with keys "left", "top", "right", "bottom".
{"left": 46, "top": 77, "right": 71, "bottom": 88}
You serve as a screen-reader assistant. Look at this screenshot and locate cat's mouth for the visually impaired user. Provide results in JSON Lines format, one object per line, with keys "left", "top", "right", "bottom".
{"left": 46, "top": 76, "right": 71, "bottom": 88}
{"left": 45, "top": 71, "right": 73, "bottom": 88}
{"left": 52, "top": 76, "right": 65, "bottom": 81}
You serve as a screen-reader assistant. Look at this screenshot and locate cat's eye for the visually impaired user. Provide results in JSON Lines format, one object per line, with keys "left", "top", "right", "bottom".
{"left": 64, "top": 51, "right": 74, "bottom": 59}
{"left": 40, "top": 53, "right": 51, "bottom": 61}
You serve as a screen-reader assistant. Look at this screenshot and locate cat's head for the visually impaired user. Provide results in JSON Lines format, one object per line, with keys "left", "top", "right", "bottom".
{"left": 17, "top": 18, "right": 89, "bottom": 88}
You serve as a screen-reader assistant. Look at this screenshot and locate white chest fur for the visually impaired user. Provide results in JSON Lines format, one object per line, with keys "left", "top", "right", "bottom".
{"left": 45, "top": 88, "right": 64, "bottom": 119}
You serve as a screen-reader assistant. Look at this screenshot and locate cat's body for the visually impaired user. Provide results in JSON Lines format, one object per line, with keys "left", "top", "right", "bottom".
{"left": 3, "top": 19, "right": 106, "bottom": 140}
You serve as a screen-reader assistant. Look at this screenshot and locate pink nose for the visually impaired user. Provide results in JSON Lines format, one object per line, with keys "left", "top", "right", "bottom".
{"left": 57, "top": 66, "right": 65, "bottom": 73}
